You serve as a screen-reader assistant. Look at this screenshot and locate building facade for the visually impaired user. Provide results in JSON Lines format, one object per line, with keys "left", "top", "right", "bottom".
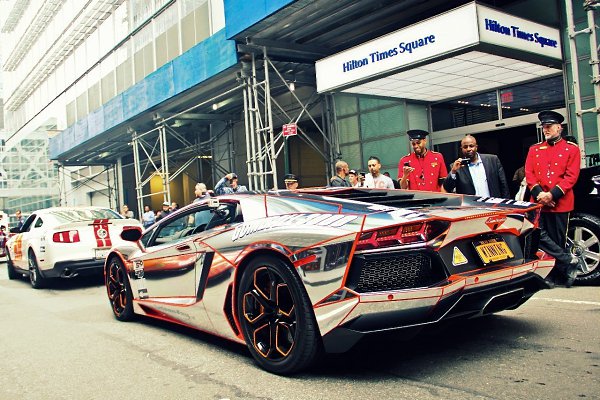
{"left": 1, "top": 0, "right": 598, "bottom": 218}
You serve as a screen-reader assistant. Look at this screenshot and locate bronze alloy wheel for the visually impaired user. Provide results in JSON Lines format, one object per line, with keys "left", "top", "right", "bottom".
{"left": 106, "top": 257, "right": 134, "bottom": 321}
{"left": 28, "top": 250, "right": 46, "bottom": 289}
{"left": 237, "top": 255, "right": 321, "bottom": 375}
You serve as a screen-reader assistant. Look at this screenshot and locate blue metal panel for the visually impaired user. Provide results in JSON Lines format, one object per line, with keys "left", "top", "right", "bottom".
{"left": 145, "top": 63, "right": 175, "bottom": 107}
{"left": 87, "top": 108, "right": 105, "bottom": 139}
{"left": 49, "top": 29, "right": 238, "bottom": 160}
{"left": 224, "top": 0, "right": 294, "bottom": 39}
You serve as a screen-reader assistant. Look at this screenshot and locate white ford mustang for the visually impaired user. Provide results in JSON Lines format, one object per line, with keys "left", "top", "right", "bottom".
{"left": 6, "top": 206, "right": 142, "bottom": 288}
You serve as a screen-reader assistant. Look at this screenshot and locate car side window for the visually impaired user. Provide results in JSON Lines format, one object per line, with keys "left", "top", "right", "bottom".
{"left": 34, "top": 217, "right": 43, "bottom": 228}
{"left": 154, "top": 207, "right": 211, "bottom": 245}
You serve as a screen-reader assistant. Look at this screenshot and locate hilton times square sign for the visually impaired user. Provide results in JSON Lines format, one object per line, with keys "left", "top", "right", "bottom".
{"left": 316, "top": 2, "right": 561, "bottom": 93}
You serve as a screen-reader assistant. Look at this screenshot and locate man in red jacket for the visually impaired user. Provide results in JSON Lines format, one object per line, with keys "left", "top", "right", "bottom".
{"left": 525, "top": 110, "right": 583, "bottom": 287}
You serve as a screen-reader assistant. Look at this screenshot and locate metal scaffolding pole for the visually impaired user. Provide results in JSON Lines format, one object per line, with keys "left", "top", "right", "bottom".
{"left": 565, "top": 0, "right": 600, "bottom": 167}
{"left": 240, "top": 46, "right": 334, "bottom": 189}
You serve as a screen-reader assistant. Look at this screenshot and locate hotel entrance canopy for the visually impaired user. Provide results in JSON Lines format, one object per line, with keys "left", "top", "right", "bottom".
{"left": 315, "top": 2, "right": 562, "bottom": 102}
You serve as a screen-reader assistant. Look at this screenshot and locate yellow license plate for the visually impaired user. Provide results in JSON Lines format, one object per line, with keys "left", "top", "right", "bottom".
{"left": 474, "top": 238, "right": 514, "bottom": 264}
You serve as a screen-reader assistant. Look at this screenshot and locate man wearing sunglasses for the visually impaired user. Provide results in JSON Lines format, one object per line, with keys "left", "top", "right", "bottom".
{"left": 398, "top": 129, "right": 447, "bottom": 191}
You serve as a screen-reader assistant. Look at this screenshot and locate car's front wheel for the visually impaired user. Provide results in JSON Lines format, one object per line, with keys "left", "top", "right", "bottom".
{"left": 236, "top": 255, "right": 321, "bottom": 375}
{"left": 28, "top": 250, "right": 47, "bottom": 289}
{"left": 568, "top": 213, "right": 600, "bottom": 284}
{"left": 106, "top": 257, "right": 134, "bottom": 321}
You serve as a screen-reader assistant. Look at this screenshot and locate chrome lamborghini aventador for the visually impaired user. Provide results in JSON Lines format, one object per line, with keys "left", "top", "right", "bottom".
{"left": 104, "top": 188, "right": 553, "bottom": 374}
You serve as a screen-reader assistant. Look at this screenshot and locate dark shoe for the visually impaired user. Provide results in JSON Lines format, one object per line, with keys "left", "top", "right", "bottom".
{"left": 544, "top": 278, "right": 555, "bottom": 289}
{"left": 565, "top": 264, "right": 578, "bottom": 288}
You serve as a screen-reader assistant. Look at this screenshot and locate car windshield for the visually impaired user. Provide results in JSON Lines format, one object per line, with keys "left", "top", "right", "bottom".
{"left": 50, "top": 209, "right": 122, "bottom": 223}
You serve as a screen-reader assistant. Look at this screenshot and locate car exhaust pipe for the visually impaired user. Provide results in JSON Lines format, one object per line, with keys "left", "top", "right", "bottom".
{"left": 62, "top": 268, "right": 74, "bottom": 278}
{"left": 481, "top": 288, "right": 524, "bottom": 315}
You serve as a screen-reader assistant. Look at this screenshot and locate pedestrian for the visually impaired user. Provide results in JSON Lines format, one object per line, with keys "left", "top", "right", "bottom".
{"left": 329, "top": 160, "right": 351, "bottom": 187}
{"left": 215, "top": 173, "right": 248, "bottom": 195}
{"left": 155, "top": 201, "right": 171, "bottom": 221}
{"left": 120, "top": 204, "right": 134, "bottom": 219}
{"left": 170, "top": 202, "right": 179, "bottom": 212}
{"left": 348, "top": 169, "right": 360, "bottom": 187}
{"left": 142, "top": 205, "right": 155, "bottom": 228}
{"left": 283, "top": 173, "right": 299, "bottom": 190}
{"left": 398, "top": 130, "right": 448, "bottom": 191}
{"left": 383, "top": 171, "right": 401, "bottom": 189}
{"left": 442, "top": 135, "right": 510, "bottom": 198}
{"left": 525, "top": 110, "right": 583, "bottom": 288}
{"left": 193, "top": 182, "right": 212, "bottom": 203}
{"left": 364, "top": 156, "right": 395, "bottom": 189}
{"left": 15, "top": 209, "right": 25, "bottom": 230}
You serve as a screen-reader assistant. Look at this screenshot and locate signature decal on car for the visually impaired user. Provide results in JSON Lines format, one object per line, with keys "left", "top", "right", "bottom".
{"left": 232, "top": 213, "right": 358, "bottom": 241}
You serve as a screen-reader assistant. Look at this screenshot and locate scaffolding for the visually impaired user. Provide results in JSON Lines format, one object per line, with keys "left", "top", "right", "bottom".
{"left": 565, "top": 0, "right": 600, "bottom": 167}
{"left": 57, "top": 164, "right": 118, "bottom": 209}
{"left": 241, "top": 46, "right": 335, "bottom": 190}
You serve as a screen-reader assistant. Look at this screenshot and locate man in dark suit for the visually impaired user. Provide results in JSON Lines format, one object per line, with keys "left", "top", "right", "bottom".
{"left": 442, "top": 135, "right": 510, "bottom": 198}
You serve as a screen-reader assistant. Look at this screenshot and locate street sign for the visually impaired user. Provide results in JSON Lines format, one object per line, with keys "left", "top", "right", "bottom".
{"left": 282, "top": 123, "right": 297, "bottom": 137}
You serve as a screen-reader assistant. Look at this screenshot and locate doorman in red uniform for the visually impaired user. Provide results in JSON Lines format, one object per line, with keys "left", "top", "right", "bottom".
{"left": 398, "top": 130, "right": 447, "bottom": 192}
{"left": 525, "top": 110, "right": 583, "bottom": 287}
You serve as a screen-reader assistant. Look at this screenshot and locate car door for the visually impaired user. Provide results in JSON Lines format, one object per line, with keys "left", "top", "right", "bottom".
{"left": 10, "top": 214, "right": 36, "bottom": 269}
{"left": 131, "top": 206, "right": 215, "bottom": 300}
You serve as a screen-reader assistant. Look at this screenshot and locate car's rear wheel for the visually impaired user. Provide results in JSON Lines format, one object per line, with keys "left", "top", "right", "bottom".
{"left": 236, "top": 255, "right": 321, "bottom": 375}
{"left": 106, "top": 257, "right": 134, "bottom": 321}
{"left": 6, "top": 251, "right": 19, "bottom": 280}
{"left": 28, "top": 250, "right": 46, "bottom": 289}
{"left": 568, "top": 213, "right": 600, "bottom": 284}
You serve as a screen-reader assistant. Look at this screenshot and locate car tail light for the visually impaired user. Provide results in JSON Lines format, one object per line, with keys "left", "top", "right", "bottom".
{"left": 52, "top": 230, "right": 80, "bottom": 243}
{"left": 356, "top": 220, "right": 449, "bottom": 251}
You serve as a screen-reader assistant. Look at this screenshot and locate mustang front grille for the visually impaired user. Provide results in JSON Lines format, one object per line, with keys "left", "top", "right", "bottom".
{"left": 347, "top": 251, "right": 445, "bottom": 293}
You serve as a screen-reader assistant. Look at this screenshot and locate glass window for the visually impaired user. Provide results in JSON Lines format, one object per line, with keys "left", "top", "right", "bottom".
{"left": 358, "top": 96, "right": 399, "bottom": 112}
{"left": 337, "top": 116, "right": 359, "bottom": 143}
{"left": 340, "top": 143, "right": 362, "bottom": 171}
{"left": 363, "top": 136, "right": 406, "bottom": 171}
{"left": 407, "top": 103, "right": 429, "bottom": 130}
{"left": 360, "top": 106, "right": 404, "bottom": 139}
{"left": 432, "top": 91, "right": 498, "bottom": 131}
{"left": 500, "top": 76, "right": 565, "bottom": 119}
{"left": 334, "top": 95, "right": 357, "bottom": 117}
{"left": 34, "top": 218, "right": 44, "bottom": 228}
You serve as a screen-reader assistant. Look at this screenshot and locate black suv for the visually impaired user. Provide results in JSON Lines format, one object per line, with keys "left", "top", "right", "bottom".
{"left": 570, "top": 165, "right": 600, "bottom": 284}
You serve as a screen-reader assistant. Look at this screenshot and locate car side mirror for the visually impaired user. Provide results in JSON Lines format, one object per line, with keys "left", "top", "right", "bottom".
{"left": 121, "top": 226, "right": 143, "bottom": 242}
{"left": 9, "top": 227, "right": 20, "bottom": 234}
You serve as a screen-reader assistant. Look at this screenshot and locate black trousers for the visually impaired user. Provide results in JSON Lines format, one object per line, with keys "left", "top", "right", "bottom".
{"left": 538, "top": 212, "right": 572, "bottom": 274}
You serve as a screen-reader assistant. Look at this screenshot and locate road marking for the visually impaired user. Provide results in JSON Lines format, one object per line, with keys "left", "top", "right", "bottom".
{"left": 531, "top": 297, "right": 600, "bottom": 306}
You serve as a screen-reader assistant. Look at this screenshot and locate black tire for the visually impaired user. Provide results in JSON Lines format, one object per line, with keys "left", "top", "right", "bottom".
{"left": 6, "top": 251, "right": 19, "bottom": 280}
{"left": 28, "top": 250, "right": 47, "bottom": 289}
{"left": 567, "top": 213, "right": 600, "bottom": 284}
{"left": 106, "top": 257, "right": 135, "bottom": 321}
{"left": 236, "top": 255, "right": 322, "bottom": 375}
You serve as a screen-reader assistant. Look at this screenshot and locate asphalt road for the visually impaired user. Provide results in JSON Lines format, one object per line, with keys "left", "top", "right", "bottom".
{"left": 0, "top": 262, "right": 598, "bottom": 400}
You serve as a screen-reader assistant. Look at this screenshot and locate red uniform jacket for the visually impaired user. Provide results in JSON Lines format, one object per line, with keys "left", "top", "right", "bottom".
{"left": 525, "top": 138, "right": 580, "bottom": 213}
{"left": 398, "top": 150, "right": 447, "bottom": 192}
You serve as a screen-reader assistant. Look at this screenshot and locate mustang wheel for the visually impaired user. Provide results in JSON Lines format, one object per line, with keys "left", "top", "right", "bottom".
{"left": 106, "top": 257, "right": 134, "bottom": 321}
{"left": 28, "top": 251, "right": 46, "bottom": 289}
{"left": 237, "top": 256, "right": 321, "bottom": 375}
{"left": 6, "top": 252, "right": 19, "bottom": 280}
{"left": 568, "top": 213, "right": 600, "bottom": 284}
